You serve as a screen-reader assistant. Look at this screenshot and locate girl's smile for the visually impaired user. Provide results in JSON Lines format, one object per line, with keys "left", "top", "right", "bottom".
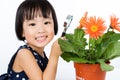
{"left": 35, "top": 35, "right": 48, "bottom": 43}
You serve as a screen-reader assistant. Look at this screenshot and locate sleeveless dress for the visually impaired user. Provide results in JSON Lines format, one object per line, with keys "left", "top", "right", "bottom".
{"left": 7, "top": 44, "right": 48, "bottom": 80}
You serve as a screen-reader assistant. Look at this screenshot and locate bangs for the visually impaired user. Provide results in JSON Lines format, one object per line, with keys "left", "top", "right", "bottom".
{"left": 23, "top": 1, "right": 51, "bottom": 20}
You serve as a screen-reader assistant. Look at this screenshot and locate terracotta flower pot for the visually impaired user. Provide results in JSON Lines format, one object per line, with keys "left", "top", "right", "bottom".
{"left": 74, "top": 62, "right": 106, "bottom": 80}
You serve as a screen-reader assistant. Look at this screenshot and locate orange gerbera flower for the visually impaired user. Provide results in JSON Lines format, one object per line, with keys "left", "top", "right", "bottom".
{"left": 77, "top": 12, "right": 88, "bottom": 28}
{"left": 83, "top": 16, "right": 106, "bottom": 39}
{"left": 110, "top": 15, "right": 120, "bottom": 32}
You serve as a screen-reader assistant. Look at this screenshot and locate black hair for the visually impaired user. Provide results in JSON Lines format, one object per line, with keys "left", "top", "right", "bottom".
{"left": 15, "top": 0, "right": 58, "bottom": 41}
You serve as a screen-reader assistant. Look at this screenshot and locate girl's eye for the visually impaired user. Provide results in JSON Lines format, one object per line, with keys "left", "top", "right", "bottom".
{"left": 44, "top": 21, "right": 51, "bottom": 25}
{"left": 29, "top": 23, "right": 36, "bottom": 26}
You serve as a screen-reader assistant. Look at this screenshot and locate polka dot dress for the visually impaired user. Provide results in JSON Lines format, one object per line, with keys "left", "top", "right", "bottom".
{"left": 7, "top": 45, "right": 48, "bottom": 80}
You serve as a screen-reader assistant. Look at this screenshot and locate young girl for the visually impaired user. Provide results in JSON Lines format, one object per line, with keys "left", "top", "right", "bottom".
{"left": 7, "top": 0, "right": 62, "bottom": 80}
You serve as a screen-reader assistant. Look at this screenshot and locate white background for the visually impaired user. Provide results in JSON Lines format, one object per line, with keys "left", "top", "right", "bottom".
{"left": 0, "top": 0, "right": 120, "bottom": 80}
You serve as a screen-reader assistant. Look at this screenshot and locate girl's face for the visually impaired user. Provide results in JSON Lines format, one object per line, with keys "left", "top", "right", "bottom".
{"left": 22, "top": 13, "right": 54, "bottom": 49}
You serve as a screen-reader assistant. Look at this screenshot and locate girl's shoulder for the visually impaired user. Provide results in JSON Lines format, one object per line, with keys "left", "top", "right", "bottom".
{"left": 13, "top": 45, "right": 39, "bottom": 72}
{"left": 13, "top": 45, "right": 34, "bottom": 60}
{"left": 11, "top": 44, "right": 36, "bottom": 66}
{"left": 8, "top": 44, "right": 34, "bottom": 68}
{"left": 16, "top": 45, "right": 34, "bottom": 59}
{"left": 16, "top": 44, "right": 36, "bottom": 57}
{"left": 15, "top": 46, "right": 36, "bottom": 65}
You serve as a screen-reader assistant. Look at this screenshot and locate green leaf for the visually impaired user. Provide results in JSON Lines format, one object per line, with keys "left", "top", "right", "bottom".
{"left": 65, "top": 34, "right": 74, "bottom": 42}
{"left": 95, "top": 33, "right": 120, "bottom": 59}
{"left": 103, "top": 42, "right": 120, "bottom": 60}
{"left": 101, "top": 32, "right": 120, "bottom": 47}
{"left": 61, "top": 52, "right": 78, "bottom": 62}
{"left": 73, "top": 28, "right": 87, "bottom": 49}
{"left": 74, "top": 28, "right": 85, "bottom": 41}
{"left": 97, "top": 59, "right": 114, "bottom": 71}
{"left": 58, "top": 38, "right": 78, "bottom": 53}
{"left": 61, "top": 52, "right": 91, "bottom": 63}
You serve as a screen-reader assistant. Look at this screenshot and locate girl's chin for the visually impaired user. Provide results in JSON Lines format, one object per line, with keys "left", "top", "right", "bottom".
{"left": 36, "top": 41, "right": 49, "bottom": 47}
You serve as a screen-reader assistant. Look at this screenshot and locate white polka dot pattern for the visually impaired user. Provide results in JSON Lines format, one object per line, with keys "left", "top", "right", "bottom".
{"left": 16, "top": 74, "right": 19, "bottom": 78}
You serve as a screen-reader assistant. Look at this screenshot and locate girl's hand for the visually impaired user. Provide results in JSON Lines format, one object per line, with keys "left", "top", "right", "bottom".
{"left": 51, "top": 39, "right": 62, "bottom": 57}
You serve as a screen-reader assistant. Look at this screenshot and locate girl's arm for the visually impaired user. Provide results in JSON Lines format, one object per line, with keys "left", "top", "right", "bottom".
{"left": 43, "top": 40, "right": 62, "bottom": 80}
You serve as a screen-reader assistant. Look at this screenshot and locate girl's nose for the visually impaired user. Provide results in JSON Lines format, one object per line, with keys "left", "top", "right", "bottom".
{"left": 37, "top": 25, "right": 45, "bottom": 33}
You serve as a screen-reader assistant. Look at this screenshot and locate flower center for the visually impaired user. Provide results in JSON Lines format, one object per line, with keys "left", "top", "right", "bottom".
{"left": 91, "top": 25, "right": 98, "bottom": 32}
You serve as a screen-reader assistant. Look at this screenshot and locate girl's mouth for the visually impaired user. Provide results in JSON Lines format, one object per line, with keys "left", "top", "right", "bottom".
{"left": 35, "top": 36, "right": 48, "bottom": 42}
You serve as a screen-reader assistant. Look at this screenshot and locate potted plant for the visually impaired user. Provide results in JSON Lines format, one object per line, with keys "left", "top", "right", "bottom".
{"left": 58, "top": 12, "right": 120, "bottom": 80}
